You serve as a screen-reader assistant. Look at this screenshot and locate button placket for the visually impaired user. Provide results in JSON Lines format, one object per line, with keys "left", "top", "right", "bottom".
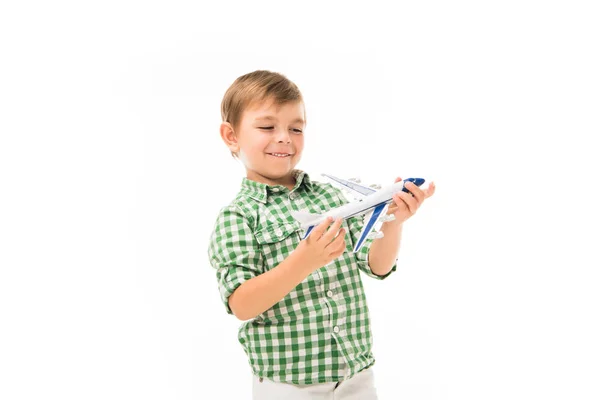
{"left": 322, "top": 298, "right": 332, "bottom": 327}
{"left": 325, "top": 287, "right": 339, "bottom": 336}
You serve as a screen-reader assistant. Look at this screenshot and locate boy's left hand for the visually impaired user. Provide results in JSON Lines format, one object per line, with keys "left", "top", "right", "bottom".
{"left": 386, "top": 177, "right": 436, "bottom": 224}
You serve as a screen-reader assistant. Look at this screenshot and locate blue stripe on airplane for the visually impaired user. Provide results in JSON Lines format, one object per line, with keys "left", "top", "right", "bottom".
{"left": 302, "top": 225, "right": 315, "bottom": 239}
{"left": 353, "top": 203, "right": 387, "bottom": 253}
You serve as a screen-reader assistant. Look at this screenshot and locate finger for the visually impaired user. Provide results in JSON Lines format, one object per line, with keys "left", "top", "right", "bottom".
{"left": 394, "top": 192, "right": 419, "bottom": 214}
{"left": 326, "top": 227, "right": 345, "bottom": 249}
{"left": 424, "top": 181, "right": 436, "bottom": 198}
{"left": 390, "top": 194, "right": 405, "bottom": 212}
{"left": 331, "top": 241, "right": 346, "bottom": 259}
{"left": 394, "top": 176, "right": 403, "bottom": 183}
{"left": 319, "top": 218, "right": 344, "bottom": 244}
{"left": 392, "top": 193, "right": 409, "bottom": 210}
{"left": 327, "top": 229, "right": 346, "bottom": 254}
{"left": 405, "top": 181, "right": 425, "bottom": 204}
{"left": 310, "top": 216, "right": 334, "bottom": 241}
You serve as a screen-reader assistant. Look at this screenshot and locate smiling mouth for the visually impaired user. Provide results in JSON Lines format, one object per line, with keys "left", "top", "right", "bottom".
{"left": 267, "top": 153, "right": 292, "bottom": 158}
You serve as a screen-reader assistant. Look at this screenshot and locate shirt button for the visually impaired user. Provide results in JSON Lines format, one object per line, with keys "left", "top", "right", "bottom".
{"left": 327, "top": 290, "right": 333, "bottom": 297}
{"left": 275, "top": 228, "right": 283, "bottom": 236}
{"left": 333, "top": 326, "right": 340, "bottom": 333}
{"left": 290, "top": 192, "right": 298, "bottom": 199}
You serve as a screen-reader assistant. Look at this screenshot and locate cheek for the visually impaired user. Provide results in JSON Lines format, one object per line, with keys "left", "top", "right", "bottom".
{"left": 242, "top": 136, "right": 268, "bottom": 155}
{"left": 293, "top": 135, "right": 304, "bottom": 151}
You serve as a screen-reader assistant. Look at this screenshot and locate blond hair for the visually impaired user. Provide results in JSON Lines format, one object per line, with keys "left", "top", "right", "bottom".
{"left": 221, "top": 70, "right": 305, "bottom": 158}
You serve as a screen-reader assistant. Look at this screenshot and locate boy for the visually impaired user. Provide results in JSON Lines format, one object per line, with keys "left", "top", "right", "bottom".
{"left": 208, "top": 70, "right": 435, "bottom": 399}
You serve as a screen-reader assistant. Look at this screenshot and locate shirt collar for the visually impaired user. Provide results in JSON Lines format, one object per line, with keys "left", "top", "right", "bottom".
{"left": 240, "top": 169, "right": 313, "bottom": 204}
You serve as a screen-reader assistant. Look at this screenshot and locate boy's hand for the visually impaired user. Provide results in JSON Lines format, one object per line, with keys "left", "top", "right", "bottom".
{"left": 296, "top": 217, "right": 346, "bottom": 272}
{"left": 387, "top": 177, "right": 436, "bottom": 224}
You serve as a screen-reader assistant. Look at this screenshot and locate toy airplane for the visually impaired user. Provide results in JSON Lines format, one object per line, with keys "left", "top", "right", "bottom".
{"left": 291, "top": 174, "right": 425, "bottom": 253}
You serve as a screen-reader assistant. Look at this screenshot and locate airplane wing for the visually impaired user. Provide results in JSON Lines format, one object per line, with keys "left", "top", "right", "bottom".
{"left": 290, "top": 210, "right": 320, "bottom": 239}
{"left": 321, "top": 174, "right": 376, "bottom": 197}
{"left": 353, "top": 203, "right": 389, "bottom": 253}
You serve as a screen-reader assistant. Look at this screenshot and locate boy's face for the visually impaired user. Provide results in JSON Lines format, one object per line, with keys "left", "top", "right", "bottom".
{"left": 228, "top": 99, "right": 305, "bottom": 188}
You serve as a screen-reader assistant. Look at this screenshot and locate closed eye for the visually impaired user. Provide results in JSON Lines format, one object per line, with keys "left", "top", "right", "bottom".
{"left": 258, "top": 126, "right": 303, "bottom": 134}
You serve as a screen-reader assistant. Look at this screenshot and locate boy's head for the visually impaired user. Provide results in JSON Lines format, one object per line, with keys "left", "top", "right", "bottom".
{"left": 220, "top": 70, "right": 306, "bottom": 188}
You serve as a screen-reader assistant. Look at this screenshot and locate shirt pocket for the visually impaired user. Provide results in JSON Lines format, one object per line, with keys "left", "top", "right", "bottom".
{"left": 254, "top": 222, "right": 323, "bottom": 322}
{"left": 254, "top": 222, "right": 301, "bottom": 271}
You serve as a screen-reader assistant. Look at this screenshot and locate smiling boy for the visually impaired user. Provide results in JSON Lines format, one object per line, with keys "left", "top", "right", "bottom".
{"left": 208, "top": 70, "right": 435, "bottom": 399}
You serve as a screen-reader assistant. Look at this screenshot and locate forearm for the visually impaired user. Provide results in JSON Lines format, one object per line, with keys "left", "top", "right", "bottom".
{"left": 368, "top": 221, "right": 403, "bottom": 276}
{"left": 228, "top": 249, "right": 314, "bottom": 321}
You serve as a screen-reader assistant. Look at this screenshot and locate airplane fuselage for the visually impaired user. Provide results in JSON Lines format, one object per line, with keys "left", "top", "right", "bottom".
{"left": 298, "top": 181, "right": 406, "bottom": 230}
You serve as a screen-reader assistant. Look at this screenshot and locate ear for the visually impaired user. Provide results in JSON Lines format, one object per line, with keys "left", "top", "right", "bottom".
{"left": 220, "top": 122, "right": 239, "bottom": 153}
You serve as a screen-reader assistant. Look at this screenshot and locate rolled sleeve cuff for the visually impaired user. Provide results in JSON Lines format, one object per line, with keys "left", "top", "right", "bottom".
{"left": 355, "top": 239, "right": 397, "bottom": 280}
{"left": 218, "top": 266, "right": 257, "bottom": 315}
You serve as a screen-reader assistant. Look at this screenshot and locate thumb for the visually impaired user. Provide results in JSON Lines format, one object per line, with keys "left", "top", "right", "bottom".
{"left": 425, "top": 181, "right": 436, "bottom": 198}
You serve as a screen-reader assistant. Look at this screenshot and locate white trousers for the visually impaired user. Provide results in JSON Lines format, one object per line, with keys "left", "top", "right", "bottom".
{"left": 252, "top": 367, "right": 378, "bottom": 400}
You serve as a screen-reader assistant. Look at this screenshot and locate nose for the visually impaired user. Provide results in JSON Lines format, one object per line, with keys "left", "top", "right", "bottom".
{"left": 274, "top": 128, "right": 292, "bottom": 144}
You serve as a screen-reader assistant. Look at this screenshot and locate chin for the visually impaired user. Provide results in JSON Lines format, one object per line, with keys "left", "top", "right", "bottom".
{"left": 261, "top": 167, "right": 295, "bottom": 180}
{"left": 267, "top": 170, "right": 293, "bottom": 179}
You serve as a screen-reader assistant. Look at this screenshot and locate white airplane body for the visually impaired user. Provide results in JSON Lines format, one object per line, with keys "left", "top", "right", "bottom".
{"left": 291, "top": 174, "right": 425, "bottom": 253}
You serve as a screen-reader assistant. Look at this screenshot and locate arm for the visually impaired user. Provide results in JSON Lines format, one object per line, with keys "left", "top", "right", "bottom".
{"left": 228, "top": 247, "right": 313, "bottom": 321}
{"left": 229, "top": 218, "right": 346, "bottom": 320}
{"left": 368, "top": 178, "right": 436, "bottom": 276}
{"left": 209, "top": 207, "right": 347, "bottom": 321}
{"left": 229, "top": 217, "right": 346, "bottom": 320}
{"left": 329, "top": 184, "right": 398, "bottom": 280}
{"left": 368, "top": 220, "right": 403, "bottom": 276}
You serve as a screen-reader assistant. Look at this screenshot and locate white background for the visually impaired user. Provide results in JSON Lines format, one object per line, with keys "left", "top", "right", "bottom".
{"left": 1, "top": 1, "right": 599, "bottom": 399}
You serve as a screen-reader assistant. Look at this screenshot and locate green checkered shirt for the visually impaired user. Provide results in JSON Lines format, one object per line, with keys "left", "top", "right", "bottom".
{"left": 208, "top": 169, "right": 396, "bottom": 384}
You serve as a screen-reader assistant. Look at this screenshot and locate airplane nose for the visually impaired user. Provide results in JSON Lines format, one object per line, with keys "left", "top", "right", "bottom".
{"left": 408, "top": 178, "right": 425, "bottom": 186}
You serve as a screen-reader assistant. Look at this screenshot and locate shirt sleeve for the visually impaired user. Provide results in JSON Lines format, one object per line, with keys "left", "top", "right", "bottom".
{"left": 208, "top": 206, "right": 264, "bottom": 314}
{"left": 329, "top": 185, "right": 397, "bottom": 280}
{"left": 345, "top": 214, "right": 397, "bottom": 280}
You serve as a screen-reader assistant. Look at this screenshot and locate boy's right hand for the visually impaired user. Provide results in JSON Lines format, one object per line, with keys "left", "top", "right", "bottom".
{"left": 296, "top": 217, "right": 346, "bottom": 272}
